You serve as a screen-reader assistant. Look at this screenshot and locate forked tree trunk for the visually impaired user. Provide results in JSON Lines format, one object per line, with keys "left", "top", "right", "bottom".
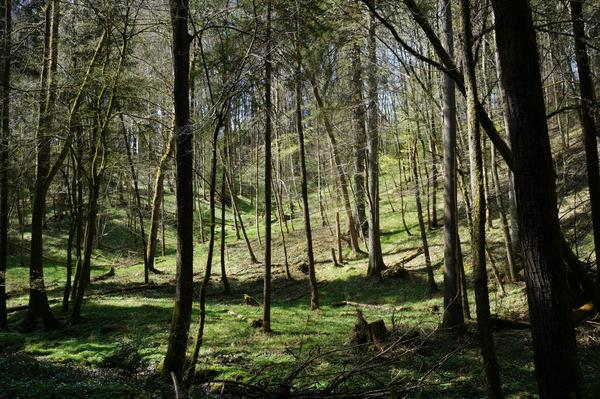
{"left": 492, "top": 0, "right": 582, "bottom": 396}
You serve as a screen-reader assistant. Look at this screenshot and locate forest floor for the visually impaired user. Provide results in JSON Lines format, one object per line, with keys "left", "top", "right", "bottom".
{"left": 2, "top": 136, "right": 600, "bottom": 398}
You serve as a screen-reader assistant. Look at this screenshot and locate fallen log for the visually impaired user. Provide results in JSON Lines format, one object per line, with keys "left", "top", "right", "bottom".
{"left": 333, "top": 301, "right": 385, "bottom": 309}
{"left": 490, "top": 316, "right": 530, "bottom": 330}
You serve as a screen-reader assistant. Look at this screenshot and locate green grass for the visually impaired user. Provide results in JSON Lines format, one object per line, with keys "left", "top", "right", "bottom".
{"left": 2, "top": 169, "right": 600, "bottom": 398}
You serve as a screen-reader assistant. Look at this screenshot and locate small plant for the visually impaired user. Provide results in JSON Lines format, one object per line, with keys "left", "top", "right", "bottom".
{"left": 101, "top": 339, "right": 143, "bottom": 373}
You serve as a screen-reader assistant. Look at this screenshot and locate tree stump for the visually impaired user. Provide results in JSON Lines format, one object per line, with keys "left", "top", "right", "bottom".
{"left": 367, "top": 319, "right": 388, "bottom": 344}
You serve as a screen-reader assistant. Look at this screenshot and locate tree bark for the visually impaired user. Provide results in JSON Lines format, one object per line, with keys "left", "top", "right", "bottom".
{"left": 311, "top": 81, "right": 361, "bottom": 255}
{"left": 460, "top": 0, "right": 503, "bottom": 396}
{"left": 220, "top": 169, "right": 231, "bottom": 294}
{"left": 439, "top": 0, "right": 464, "bottom": 332}
{"left": 295, "top": 11, "right": 318, "bottom": 309}
{"left": 0, "top": 0, "right": 10, "bottom": 330}
{"left": 121, "top": 116, "right": 149, "bottom": 283}
{"left": 492, "top": 1, "right": 582, "bottom": 396}
{"left": 570, "top": 0, "right": 600, "bottom": 280}
{"left": 147, "top": 132, "right": 175, "bottom": 272}
{"left": 263, "top": 0, "right": 273, "bottom": 333}
{"left": 351, "top": 37, "right": 367, "bottom": 237}
{"left": 411, "top": 137, "right": 437, "bottom": 293}
{"left": 23, "top": 0, "right": 60, "bottom": 330}
{"left": 366, "top": 10, "right": 385, "bottom": 279}
{"left": 163, "top": 0, "right": 193, "bottom": 381}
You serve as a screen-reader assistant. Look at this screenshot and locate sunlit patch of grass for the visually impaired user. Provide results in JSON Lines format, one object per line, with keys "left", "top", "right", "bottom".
{"left": 3, "top": 177, "right": 600, "bottom": 398}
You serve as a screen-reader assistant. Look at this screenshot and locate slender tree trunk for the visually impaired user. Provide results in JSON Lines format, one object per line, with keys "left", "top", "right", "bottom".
{"left": 255, "top": 127, "right": 262, "bottom": 246}
{"left": 263, "top": 0, "right": 273, "bottom": 333}
{"left": 0, "top": 0, "right": 10, "bottom": 330}
{"left": 430, "top": 132, "right": 439, "bottom": 228}
{"left": 491, "top": 146, "right": 516, "bottom": 281}
{"left": 366, "top": 11, "right": 385, "bottom": 279}
{"left": 188, "top": 116, "right": 224, "bottom": 378}
{"left": 147, "top": 132, "right": 175, "bottom": 271}
{"left": 311, "top": 81, "right": 361, "bottom": 255}
{"left": 23, "top": 0, "right": 60, "bottom": 330}
{"left": 351, "top": 38, "right": 367, "bottom": 236}
{"left": 492, "top": 1, "right": 582, "bottom": 396}
{"left": 163, "top": 0, "right": 193, "bottom": 381}
{"left": 121, "top": 117, "right": 149, "bottom": 282}
{"left": 220, "top": 169, "right": 231, "bottom": 294}
{"left": 440, "top": 0, "right": 464, "bottom": 332}
{"left": 460, "top": 0, "right": 503, "bottom": 396}
{"left": 570, "top": 0, "right": 600, "bottom": 278}
{"left": 295, "top": 12, "right": 318, "bottom": 309}
{"left": 71, "top": 165, "right": 102, "bottom": 319}
{"left": 62, "top": 158, "right": 76, "bottom": 312}
{"left": 395, "top": 135, "right": 412, "bottom": 236}
{"left": 221, "top": 153, "right": 258, "bottom": 263}
{"left": 336, "top": 211, "right": 344, "bottom": 264}
{"left": 412, "top": 137, "right": 437, "bottom": 293}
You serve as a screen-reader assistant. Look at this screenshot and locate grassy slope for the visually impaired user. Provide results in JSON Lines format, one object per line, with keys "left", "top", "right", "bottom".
{"left": 2, "top": 137, "right": 600, "bottom": 398}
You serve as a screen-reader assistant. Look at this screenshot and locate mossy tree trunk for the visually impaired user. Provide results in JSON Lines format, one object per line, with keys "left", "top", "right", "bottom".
{"left": 460, "top": 0, "right": 503, "bottom": 396}
{"left": 163, "top": 0, "right": 193, "bottom": 381}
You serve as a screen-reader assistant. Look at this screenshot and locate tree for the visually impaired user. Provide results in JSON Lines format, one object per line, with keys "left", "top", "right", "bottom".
{"left": 491, "top": 0, "right": 582, "bottom": 396}
{"left": 439, "top": 0, "right": 464, "bottom": 332}
{"left": 570, "top": 0, "right": 600, "bottom": 280}
{"left": 263, "top": 0, "right": 273, "bottom": 333}
{"left": 350, "top": 17, "right": 368, "bottom": 238}
{"left": 366, "top": 8, "right": 386, "bottom": 279}
{"left": 23, "top": 0, "right": 62, "bottom": 330}
{"left": 0, "top": 0, "right": 11, "bottom": 330}
{"left": 459, "top": 0, "right": 502, "bottom": 395}
{"left": 163, "top": 0, "right": 194, "bottom": 380}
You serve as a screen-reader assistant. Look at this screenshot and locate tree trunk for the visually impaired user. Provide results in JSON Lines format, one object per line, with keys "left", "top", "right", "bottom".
{"left": 71, "top": 167, "right": 102, "bottom": 319}
{"left": 351, "top": 38, "right": 367, "bottom": 237}
{"left": 366, "top": 10, "right": 385, "bottom": 279}
{"left": 460, "top": 0, "right": 503, "bottom": 395}
{"left": 121, "top": 116, "right": 149, "bottom": 283}
{"left": 311, "top": 81, "right": 361, "bottom": 255}
{"left": 411, "top": 137, "right": 437, "bottom": 293}
{"left": 23, "top": 0, "right": 60, "bottom": 330}
{"left": 221, "top": 153, "right": 258, "bottom": 263}
{"left": 440, "top": 0, "right": 464, "bottom": 332}
{"left": 263, "top": 0, "right": 273, "bottom": 333}
{"left": 570, "top": 0, "right": 600, "bottom": 279}
{"left": 163, "top": 0, "right": 193, "bottom": 381}
{"left": 0, "top": 0, "right": 10, "bottom": 330}
{"left": 220, "top": 169, "right": 231, "bottom": 294}
{"left": 147, "top": 132, "right": 175, "bottom": 272}
{"left": 491, "top": 146, "right": 516, "bottom": 281}
{"left": 492, "top": 1, "right": 582, "bottom": 396}
{"left": 295, "top": 12, "right": 318, "bottom": 309}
